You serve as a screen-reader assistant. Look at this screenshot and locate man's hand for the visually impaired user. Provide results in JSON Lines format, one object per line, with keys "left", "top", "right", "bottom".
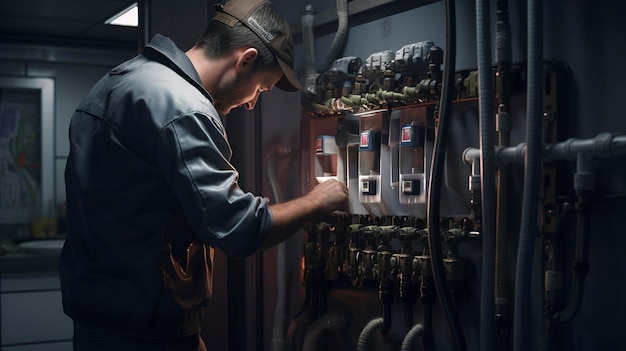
{"left": 304, "top": 178, "right": 349, "bottom": 214}
{"left": 262, "top": 179, "right": 349, "bottom": 250}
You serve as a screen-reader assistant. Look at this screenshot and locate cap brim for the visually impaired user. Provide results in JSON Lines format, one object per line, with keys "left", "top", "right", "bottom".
{"left": 276, "top": 57, "right": 301, "bottom": 92}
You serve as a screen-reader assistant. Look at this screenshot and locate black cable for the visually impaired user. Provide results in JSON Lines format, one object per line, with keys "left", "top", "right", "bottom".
{"left": 426, "top": 0, "right": 466, "bottom": 350}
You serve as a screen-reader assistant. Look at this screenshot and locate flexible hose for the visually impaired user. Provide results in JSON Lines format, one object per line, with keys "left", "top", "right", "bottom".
{"left": 401, "top": 324, "right": 425, "bottom": 351}
{"left": 476, "top": 1, "right": 496, "bottom": 350}
{"left": 316, "top": 0, "right": 349, "bottom": 73}
{"left": 512, "top": 0, "right": 543, "bottom": 350}
{"left": 426, "top": 1, "right": 466, "bottom": 350}
{"left": 357, "top": 318, "right": 384, "bottom": 351}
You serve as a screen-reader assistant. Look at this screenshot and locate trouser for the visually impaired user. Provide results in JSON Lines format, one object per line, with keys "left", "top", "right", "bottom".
{"left": 73, "top": 321, "right": 207, "bottom": 351}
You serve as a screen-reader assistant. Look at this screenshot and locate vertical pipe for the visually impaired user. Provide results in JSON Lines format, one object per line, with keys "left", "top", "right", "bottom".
{"left": 513, "top": 0, "right": 543, "bottom": 350}
{"left": 137, "top": 0, "right": 151, "bottom": 52}
{"left": 316, "top": 0, "right": 349, "bottom": 73}
{"left": 494, "top": 0, "right": 513, "bottom": 348}
{"left": 476, "top": 0, "right": 496, "bottom": 350}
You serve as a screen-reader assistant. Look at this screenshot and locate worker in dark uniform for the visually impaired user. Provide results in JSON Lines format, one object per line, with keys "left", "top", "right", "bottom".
{"left": 59, "top": 0, "right": 349, "bottom": 349}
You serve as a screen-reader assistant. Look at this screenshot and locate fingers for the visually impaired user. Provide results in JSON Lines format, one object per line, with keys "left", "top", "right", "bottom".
{"left": 311, "top": 179, "right": 349, "bottom": 212}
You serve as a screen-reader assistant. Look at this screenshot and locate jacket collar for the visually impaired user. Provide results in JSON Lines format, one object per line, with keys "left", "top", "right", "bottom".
{"left": 143, "top": 34, "right": 214, "bottom": 103}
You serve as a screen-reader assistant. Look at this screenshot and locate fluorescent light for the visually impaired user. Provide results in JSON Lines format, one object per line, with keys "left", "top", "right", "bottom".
{"left": 105, "top": 3, "right": 138, "bottom": 27}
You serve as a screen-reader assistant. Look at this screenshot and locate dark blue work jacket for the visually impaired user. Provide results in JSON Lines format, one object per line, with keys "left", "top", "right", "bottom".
{"left": 60, "top": 34, "right": 272, "bottom": 338}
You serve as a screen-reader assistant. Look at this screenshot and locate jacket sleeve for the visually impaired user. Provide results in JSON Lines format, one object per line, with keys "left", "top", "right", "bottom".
{"left": 156, "top": 111, "right": 273, "bottom": 257}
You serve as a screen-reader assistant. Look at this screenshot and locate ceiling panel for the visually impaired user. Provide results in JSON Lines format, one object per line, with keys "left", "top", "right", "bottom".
{"left": 0, "top": 0, "right": 138, "bottom": 48}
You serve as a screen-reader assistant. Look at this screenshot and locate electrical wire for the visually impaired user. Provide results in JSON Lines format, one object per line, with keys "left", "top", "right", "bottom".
{"left": 426, "top": 0, "right": 467, "bottom": 350}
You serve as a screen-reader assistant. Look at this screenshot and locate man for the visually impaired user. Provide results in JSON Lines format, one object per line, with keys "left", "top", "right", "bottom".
{"left": 59, "top": 0, "right": 349, "bottom": 349}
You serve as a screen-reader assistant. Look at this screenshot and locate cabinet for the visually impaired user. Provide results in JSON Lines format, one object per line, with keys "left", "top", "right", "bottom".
{"left": 1, "top": 271, "right": 72, "bottom": 350}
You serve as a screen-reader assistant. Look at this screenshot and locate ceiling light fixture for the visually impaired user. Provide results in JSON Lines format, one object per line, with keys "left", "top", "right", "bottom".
{"left": 105, "top": 3, "right": 138, "bottom": 27}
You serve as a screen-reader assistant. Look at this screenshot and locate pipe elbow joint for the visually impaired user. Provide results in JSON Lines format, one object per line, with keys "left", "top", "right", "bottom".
{"left": 462, "top": 147, "right": 479, "bottom": 166}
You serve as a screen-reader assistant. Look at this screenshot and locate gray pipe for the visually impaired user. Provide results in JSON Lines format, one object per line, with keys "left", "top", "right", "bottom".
{"left": 494, "top": 0, "right": 513, "bottom": 347}
{"left": 463, "top": 133, "right": 626, "bottom": 168}
{"left": 317, "top": 0, "right": 349, "bottom": 73}
{"left": 301, "top": 4, "right": 319, "bottom": 96}
{"left": 513, "top": 0, "right": 543, "bottom": 349}
{"left": 137, "top": 0, "right": 151, "bottom": 52}
{"left": 302, "top": 5, "right": 317, "bottom": 79}
{"left": 476, "top": 1, "right": 497, "bottom": 350}
{"left": 357, "top": 318, "right": 384, "bottom": 351}
{"left": 400, "top": 324, "right": 424, "bottom": 351}
{"left": 543, "top": 133, "right": 626, "bottom": 161}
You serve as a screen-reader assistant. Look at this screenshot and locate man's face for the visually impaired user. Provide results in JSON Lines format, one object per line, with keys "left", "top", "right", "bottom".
{"left": 212, "top": 67, "right": 282, "bottom": 116}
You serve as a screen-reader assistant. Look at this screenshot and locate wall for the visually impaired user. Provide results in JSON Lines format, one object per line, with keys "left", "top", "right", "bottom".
{"left": 0, "top": 46, "right": 134, "bottom": 215}
{"left": 255, "top": 0, "right": 626, "bottom": 350}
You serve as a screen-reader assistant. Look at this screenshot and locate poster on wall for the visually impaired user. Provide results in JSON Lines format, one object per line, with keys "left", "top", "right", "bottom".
{"left": 0, "top": 77, "right": 54, "bottom": 225}
{"left": 0, "top": 98, "right": 42, "bottom": 223}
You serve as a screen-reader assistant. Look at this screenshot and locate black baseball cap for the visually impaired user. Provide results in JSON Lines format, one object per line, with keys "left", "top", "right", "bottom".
{"left": 213, "top": 0, "right": 301, "bottom": 92}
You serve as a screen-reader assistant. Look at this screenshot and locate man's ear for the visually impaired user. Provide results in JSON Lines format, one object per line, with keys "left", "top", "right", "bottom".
{"left": 236, "top": 47, "right": 258, "bottom": 73}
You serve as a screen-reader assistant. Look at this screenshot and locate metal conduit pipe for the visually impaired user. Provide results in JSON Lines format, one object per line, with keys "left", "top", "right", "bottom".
{"left": 494, "top": 1, "right": 513, "bottom": 348}
{"left": 513, "top": 0, "right": 544, "bottom": 346}
{"left": 476, "top": 0, "right": 497, "bottom": 350}
{"left": 400, "top": 324, "right": 425, "bottom": 351}
{"left": 301, "top": 5, "right": 317, "bottom": 95}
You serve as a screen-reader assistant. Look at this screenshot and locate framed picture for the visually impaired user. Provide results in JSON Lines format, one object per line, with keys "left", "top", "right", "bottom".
{"left": 0, "top": 77, "right": 54, "bottom": 224}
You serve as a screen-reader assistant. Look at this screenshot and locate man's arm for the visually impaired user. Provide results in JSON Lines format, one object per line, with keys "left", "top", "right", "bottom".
{"left": 259, "top": 179, "right": 349, "bottom": 251}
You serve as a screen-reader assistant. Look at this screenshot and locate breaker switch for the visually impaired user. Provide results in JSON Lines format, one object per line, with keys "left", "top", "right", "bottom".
{"left": 403, "top": 179, "right": 421, "bottom": 195}
{"left": 361, "top": 179, "right": 377, "bottom": 195}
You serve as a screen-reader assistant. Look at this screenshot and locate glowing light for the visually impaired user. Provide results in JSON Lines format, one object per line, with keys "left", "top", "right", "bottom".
{"left": 105, "top": 3, "right": 138, "bottom": 27}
